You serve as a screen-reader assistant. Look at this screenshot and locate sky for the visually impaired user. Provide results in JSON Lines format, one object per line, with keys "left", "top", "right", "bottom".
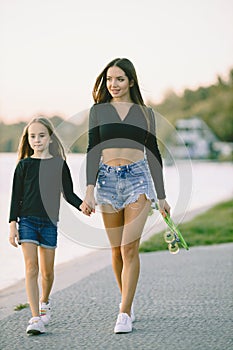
{"left": 0, "top": 0, "right": 233, "bottom": 124}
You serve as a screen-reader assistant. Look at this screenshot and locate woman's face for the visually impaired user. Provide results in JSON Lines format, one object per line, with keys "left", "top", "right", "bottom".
{"left": 106, "top": 66, "right": 133, "bottom": 102}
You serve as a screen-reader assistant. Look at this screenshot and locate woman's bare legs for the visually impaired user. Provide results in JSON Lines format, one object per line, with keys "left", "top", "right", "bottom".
{"left": 120, "top": 195, "right": 151, "bottom": 315}
{"left": 100, "top": 195, "right": 151, "bottom": 317}
{"left": 101, "top": 206, "right": 124, "bottom": 292}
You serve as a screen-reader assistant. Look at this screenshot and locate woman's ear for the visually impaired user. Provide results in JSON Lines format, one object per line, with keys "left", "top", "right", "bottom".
{"left": 129, "top": 80, "right": 134, "bottom": 87}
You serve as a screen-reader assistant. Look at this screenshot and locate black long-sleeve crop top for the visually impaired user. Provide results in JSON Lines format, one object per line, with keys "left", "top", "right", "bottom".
{"left": 86, "top": 103, "right": 166, "bottom": 199}
{"left": 9, "top": 156, "right": 82, "bottom": 222}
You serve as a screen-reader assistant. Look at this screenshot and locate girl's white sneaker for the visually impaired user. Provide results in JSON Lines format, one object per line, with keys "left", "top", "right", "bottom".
{"left": 26, "top": 317, "right": 45, "bottom": 335}
{"left": 39, "top": 300, "right": 51, "bottom": 325}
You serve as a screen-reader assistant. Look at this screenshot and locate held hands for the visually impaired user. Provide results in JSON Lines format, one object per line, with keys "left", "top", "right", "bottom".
{"left": 9, "top": 222, "right": 19, "bottom": 248}
{"left": 80, "top": 185, "right": 96, "bottom": 216}
{"left": 158, "top": 199, "right": 171, "bottom": 218}
{"left": 80, "top": 200, "right": 95, "bottom": 216}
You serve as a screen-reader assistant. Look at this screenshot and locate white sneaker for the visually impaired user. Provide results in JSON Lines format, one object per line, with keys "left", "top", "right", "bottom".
{"left": 114, "top": 313, "right": 132, "bottom": 334}
{"left": 39, "top": 300, "right": 51, "bottom": 325}
{"left": 119, "top": 302, "right": 135, "bottom": 322}
{"left": 26, "top": 317, "right": 45, "bottom": 335}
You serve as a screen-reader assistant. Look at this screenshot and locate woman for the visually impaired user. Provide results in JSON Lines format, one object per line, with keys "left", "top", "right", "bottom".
{"left": 80, "top": 58, "right": 170, "bottom": 333}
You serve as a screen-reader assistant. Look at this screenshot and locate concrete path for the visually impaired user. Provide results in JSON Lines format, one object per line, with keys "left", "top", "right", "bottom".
{"left": 0, "top": 244, "right": 232, "bottom": 350}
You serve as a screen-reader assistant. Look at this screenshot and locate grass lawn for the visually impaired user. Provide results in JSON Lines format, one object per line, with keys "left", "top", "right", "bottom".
{"left": 139, "top": 199, "right": 233, "bottom": 253}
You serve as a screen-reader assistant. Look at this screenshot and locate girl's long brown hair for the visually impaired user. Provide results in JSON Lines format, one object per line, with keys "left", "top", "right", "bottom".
{"left": 17, "top": 117, "right": 66, "bottom": 161}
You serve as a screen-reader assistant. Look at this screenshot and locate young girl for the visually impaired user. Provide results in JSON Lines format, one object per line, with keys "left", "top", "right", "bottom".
{"left": 81, "top": 58, "right": 170, "bottom": 333}
{"left": 9, "top": 117, "right": 82, "bottom": 335}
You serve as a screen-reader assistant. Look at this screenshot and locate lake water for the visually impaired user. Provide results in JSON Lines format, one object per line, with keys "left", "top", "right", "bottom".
{"left": 0, "top": 153, "right": 232, "bottom": 290}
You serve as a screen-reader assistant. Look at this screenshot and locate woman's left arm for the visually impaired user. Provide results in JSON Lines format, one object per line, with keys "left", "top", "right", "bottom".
{"left": 145, "top": 108, "right": 170, "bottom": 216}
{"left": 145, "top": 109, "right": 166, "bottom": 199}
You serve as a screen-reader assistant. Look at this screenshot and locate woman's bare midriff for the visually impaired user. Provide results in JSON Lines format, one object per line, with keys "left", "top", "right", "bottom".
{"left": 102, "top": 148, "right": 144, "bottom": 166}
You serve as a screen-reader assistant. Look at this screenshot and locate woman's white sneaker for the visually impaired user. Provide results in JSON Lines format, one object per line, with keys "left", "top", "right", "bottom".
{"left": 114, "top": 313, "right": 132, "bottom": 333}
{"left": 26, "top": 317, "right": 45, "bottom": 335}
{"left": 119, "top": 302, "right": 135, "bottom": 322}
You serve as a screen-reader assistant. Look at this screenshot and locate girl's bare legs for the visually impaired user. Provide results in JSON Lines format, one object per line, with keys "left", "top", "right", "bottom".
{"left": 101, "top": 195, "right": 151, "bottom": 316}
{"left": 21, "top": 243, "right": 40, "bottom": 317}
{"left": 39, "top": 247, "right": 55, "bottom": 303}
{"left": 21, "top": 243, "right": 55, "bottom": 317}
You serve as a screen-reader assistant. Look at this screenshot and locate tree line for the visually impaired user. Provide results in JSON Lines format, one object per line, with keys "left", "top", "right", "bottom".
{"left": 0, "top": 68, "right": 232, "bottom": 153}
{"left": 151, "top": 68, "right": 233, "bottom": 143}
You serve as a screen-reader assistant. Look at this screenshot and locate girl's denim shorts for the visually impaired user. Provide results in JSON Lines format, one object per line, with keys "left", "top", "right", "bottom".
{"left": 96, "top": 159, "right": 157, "bottom": 211}
{"left": 18, "top": 216, "right": 58, "bottom": 249}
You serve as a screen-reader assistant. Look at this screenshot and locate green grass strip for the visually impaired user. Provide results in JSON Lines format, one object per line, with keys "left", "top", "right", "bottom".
{"left": 139, "top": 199, "right": 233, "bottom": 253}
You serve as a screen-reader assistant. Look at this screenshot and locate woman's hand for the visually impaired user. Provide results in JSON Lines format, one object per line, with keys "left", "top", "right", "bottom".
{"left": 80, "top": 199, "right": 95, "bottom": 216}
{"left": 158, "top": 199, "right": 171, "bottom": 217}
{"left": 9, "top": 222, "right": 19, "bottom": 248}
{"left": 80, "top": 185, "right": 96, "bottom": 216}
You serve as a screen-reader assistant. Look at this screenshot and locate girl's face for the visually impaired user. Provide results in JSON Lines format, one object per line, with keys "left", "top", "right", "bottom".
{"left": 106, "top": 66, "right": 133, "bottom": 102}
{"left": 28, "top": 122, "right": 51, "bottom": 156}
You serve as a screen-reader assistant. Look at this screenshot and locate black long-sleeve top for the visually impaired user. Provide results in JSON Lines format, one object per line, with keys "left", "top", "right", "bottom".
{"left": 9, "top": 156, "right": 82, "bottom": 222}
{"left": 86, "top": 103, "right": 166, "bottom": 199}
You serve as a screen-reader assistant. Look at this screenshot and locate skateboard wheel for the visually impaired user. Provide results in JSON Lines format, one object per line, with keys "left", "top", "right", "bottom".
{"left": 168, "top": 242, "right": 179, "bottom": 254}
{"left": 164, "top": 230, "right": 175, "bottom": 243}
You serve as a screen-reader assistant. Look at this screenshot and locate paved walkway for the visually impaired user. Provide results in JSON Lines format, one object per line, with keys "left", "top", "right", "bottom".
{"left": 0, "top": 244, "right": 232, "bottom": 350}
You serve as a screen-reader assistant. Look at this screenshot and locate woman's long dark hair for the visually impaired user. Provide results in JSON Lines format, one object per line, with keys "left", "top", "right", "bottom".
{"left": 92, "top": 58, "right": 145, "bottom": 105}
{"left": 92, "top": 58, "right": 151, "bottom": 132}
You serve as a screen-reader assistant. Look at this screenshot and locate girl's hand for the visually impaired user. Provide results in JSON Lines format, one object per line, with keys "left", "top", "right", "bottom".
{"left": 158, "top": 199, "right": 171, "bottom": 218}
{"left": 80, "top": 199, "right": 95, "bottom": 216}
{"left": 9, "top": 223, "right": 19, "bottom": 248}
{"left": 80, "top": 186, "right": 96, "bottom": 216}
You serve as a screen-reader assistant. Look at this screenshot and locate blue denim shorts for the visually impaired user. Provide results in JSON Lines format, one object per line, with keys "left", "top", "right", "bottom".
{"left": 96, "top": 159, "right": 157, "bottom": 210}
{"left": 18, "top": 216, "right": 58, "bottom": 249}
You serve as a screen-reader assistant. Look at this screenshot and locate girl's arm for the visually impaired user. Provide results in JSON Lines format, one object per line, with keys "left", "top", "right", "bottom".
{"left": 9, "top": 161, "right": 24, "bottom": 223}
{"left": 61, "top": 161, "right": 83, "bottom": 210}
{"left": 9, "top": 162, "right": 24, "bottom": 247}
{"left": 9, "top": 221, "right": 19, "bottom": 248}
{"left": 80, "top": 185, "right": 96, "bottom": 215}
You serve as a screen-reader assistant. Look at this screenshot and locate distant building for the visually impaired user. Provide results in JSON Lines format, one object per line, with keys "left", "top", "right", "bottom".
{"left": 167, "top": 116, "right": 232, "bottom": 160}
